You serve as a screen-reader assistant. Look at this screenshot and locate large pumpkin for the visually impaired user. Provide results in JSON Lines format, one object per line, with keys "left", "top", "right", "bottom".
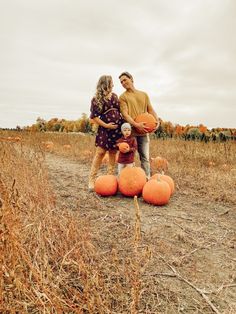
{"left": 142, "top": 178, "right": 171, "bottom": 205}
{"left": 118, "top": 167, "right": 147, "bottom": 197}
{"left": 118, "top": 142, "right": 130, "bottom": 153}
{"left": 150, "top": 174, "right": 175, "bottom": 195}
{"left": 95, "top": 175, "right": 118, "bottom": 196}
{"left": 135, "top": 113, "right": 157, "bottom": 133}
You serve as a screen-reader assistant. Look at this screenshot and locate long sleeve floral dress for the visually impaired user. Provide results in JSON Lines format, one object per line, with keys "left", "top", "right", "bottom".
{"left": 90, "top": 93, "right": 124, "bottom": 150}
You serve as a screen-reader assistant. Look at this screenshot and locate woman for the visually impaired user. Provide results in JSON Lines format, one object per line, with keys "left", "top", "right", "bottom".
{"left": 88, "top": 75, "right": 123, "bottom": 191}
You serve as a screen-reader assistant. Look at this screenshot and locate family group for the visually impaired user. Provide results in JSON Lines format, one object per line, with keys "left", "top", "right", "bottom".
{"left": 89, "top": 72, "right": 159, "bottom": 191}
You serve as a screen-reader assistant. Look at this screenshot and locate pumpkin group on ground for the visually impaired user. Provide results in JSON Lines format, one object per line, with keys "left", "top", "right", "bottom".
{"left": 94, "top": 167, "right": 175, "bottom": 207}
{"left": 142, "top": 177, "right": 171, "bottom": 206}
{"left": 94, "top": 175, "right": 118, "bottom": 196}
{"left": 118, "top": 142, "right": 130, "bottom": 153}
{"left": 118, "top": 167, "right": 147, "bottom": 197}
{"left": 134, "top": 113, "right": 157, "bottom": 133}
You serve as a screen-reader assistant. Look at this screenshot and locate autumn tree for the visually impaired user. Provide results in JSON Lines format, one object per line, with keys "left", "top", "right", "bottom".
{"left": 174, "top": 124, "right": 184, "bottom": 137}
{"left": 198, "top": 124, "right": 207, "bottom": 134}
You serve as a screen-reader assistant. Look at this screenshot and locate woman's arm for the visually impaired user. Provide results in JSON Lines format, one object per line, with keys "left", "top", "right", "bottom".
{"left": 93, "top": 117, "right": 118, "bottom": 129}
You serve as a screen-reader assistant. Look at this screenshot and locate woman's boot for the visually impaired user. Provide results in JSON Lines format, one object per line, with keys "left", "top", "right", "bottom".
{"left": 88, "top": 147, "right": 106, "bottom": 191}
{"left": 107, "top": 150, "right": 117, "bottom": 175}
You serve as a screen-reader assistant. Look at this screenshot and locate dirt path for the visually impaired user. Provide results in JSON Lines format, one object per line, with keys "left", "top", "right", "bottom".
{"left": 45, "top": 153, "right": 236, "bottom": 313}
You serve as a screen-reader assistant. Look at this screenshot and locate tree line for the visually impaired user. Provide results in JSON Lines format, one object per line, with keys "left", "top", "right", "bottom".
{"left": 6, "top": 114, "right": 236, "bottom": 142}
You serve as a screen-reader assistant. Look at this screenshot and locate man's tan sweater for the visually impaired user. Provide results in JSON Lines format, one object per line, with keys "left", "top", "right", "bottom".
{"left": 119, "top": 89, "right": 151, "bottom": 136}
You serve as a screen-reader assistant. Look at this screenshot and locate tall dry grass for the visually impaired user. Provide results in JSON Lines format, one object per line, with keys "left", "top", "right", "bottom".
{"left": 1, "top": 130, "right": 235, "bottom": 313}
{"left": 149, "top": 138, "right": 236, "bottom": 204}
{"left": 0, "top": 135, "right": 150, "bottom": 313}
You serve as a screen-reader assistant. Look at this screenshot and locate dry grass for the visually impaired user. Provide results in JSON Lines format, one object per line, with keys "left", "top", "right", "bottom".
{"left": 0, "top": 134, "right": 148, "bottom": 313}
{"left": 149, "top": 138, "right": 236, "bottom": 205}
{"left": 0, "top": 130, "right": 235, "bottom": 313}
{"left": 4, "top": 130, "right": 234, "bottom": 204}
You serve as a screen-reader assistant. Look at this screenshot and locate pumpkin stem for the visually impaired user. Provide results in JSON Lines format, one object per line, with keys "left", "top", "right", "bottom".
{"left": 156, "top": 173, "right": 162, "bottom": 182}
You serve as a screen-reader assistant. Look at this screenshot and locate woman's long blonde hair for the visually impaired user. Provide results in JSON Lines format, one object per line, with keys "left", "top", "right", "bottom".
{"left": 94, "top": 75, "right": 113, "bottom": 111}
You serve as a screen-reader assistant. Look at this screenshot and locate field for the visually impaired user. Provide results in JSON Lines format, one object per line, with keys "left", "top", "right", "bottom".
{"left": 1, "top": 130, "right": 236, "bottom": 314}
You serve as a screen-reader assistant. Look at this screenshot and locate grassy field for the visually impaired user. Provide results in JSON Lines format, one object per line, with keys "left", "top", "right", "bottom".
{"left": 1, "top": 130, "right": 235, "bottom": 313}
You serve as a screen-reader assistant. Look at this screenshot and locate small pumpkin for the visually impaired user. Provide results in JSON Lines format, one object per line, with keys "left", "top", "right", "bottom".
{"left": 143, "top": 178, "right": 171, "bottom": 205}
{"left": 118, "top": 142, "right": 130, "bottom": 153}
{"left": 118, "top": 167, "right": 146, "bottom": 197}
{"left": 95, "top": 175, "right": 118, "bottom": 196}
{"left": 150, "top": 156, "right": 169, "bottom": 173}
{"left": 42, "top": 141, "right": 54, "bottom": 150}
{"left": 135, "top": 113, "right": 157, "bottom": 133}
{"left": 63, "top": 144, "right": 71, "bottom": 149}
{"left": 150, "top": 173, "right": 175, "bottom": 195}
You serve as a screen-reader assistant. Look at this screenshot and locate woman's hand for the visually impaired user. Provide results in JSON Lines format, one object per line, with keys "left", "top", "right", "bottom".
{"left": 92, "top": 117, "right": 118, "bottom": 129}
{"left": 106, "top": 122, "right": 118, "bottom": 129}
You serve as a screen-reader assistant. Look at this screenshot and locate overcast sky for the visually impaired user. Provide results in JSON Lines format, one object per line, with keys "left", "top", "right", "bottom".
{"left": 0, "top": 0, "right": 235, "bottom": 129}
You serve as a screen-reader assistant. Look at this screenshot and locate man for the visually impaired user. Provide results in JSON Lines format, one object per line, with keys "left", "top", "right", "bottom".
{"left": 119, "top": 71, "right": 159, "bottom": 178}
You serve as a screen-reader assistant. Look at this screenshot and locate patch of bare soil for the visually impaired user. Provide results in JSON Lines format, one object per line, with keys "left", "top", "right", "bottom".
{"left": 45, "top": 153, "right": 236, "bottom": 313}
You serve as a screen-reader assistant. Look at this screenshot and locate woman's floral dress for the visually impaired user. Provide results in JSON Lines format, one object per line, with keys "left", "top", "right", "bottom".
{"left": 90, "top": 93, "right": 124, "bottom": 150}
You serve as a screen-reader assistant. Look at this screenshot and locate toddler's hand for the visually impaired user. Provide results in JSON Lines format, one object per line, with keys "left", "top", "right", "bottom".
{"left": 123, "top": 147, "right": 130, "bottom": 153}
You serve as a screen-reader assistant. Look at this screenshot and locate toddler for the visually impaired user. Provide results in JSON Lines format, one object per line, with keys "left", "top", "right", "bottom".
{"left": 116, "top": 123, "right": 137, "bottom": 175}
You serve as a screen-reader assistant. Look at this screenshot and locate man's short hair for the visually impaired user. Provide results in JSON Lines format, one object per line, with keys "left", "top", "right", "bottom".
{"left": 119, "top": 72, "right": 133, "bottom": 80}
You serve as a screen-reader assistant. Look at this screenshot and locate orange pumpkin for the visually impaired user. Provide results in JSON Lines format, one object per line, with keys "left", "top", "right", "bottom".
{"left": 135, "top": 113, "right": 157, "bottom": 133}
{"left": 150, "top": 174, "right": 175, "bottom": 195}
{"left": 42, "top": 141, "right": 54, "bottom": 151}
{"left": 118, "top": 142, "right": 130, "bottom": 153}
{"left": 142, "top": 178, "right": 171, "bottom": 205}
{"left": 14, "top": 136, "right": 21, "bottom": 142}
{"left": 94, "top": 175, "right": 118, "bottom": 196}
{"left": 63, "top": 144, "right": 71, "bottom": 149}
{"left": 150, "top": 156, "right": 169, "bottom": 173}
{"left": 118, "top": 167, "right": 147, "bottom": 197}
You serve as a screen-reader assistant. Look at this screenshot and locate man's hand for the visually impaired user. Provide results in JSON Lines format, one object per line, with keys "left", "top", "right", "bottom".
{"left": 153, "top": 118, "right": 160, "bottom": 132}
{"left": 135, "top": 122, "right": 150, "bottom": 134}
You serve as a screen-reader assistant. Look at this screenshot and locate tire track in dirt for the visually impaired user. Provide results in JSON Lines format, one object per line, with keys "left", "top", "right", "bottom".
{"left": 45, "top": 152, "right": 139, "bottom": 254}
